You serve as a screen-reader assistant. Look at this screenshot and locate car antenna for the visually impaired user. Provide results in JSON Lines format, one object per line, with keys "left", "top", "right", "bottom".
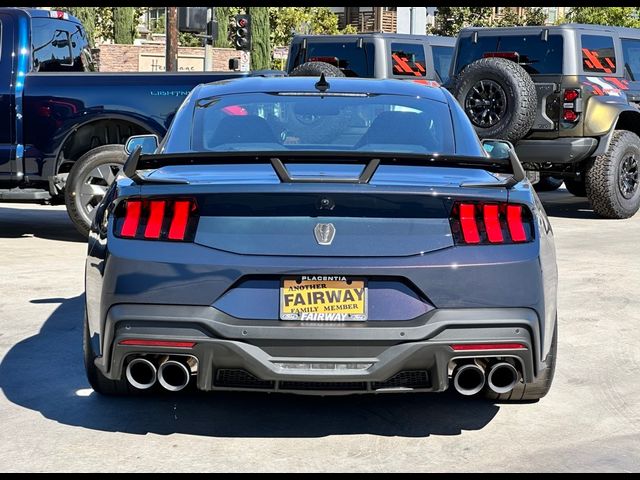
{"left": 315, "top": 73, "right": 330, "bottom": 93}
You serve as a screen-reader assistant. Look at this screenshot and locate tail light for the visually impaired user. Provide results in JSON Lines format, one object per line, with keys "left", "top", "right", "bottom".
{"left": 114, "top": 198, "right": 199, "bottom": 241}
{"left": 562, "top": 88, "right": 581, "bottom": 123}
{"left": 450, "top": 202, "right": 534, "bottom": 245}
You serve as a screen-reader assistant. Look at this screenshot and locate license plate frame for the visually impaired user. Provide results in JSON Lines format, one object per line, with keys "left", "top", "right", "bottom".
{"left": 279, "top": 275, "right": 368, "bottom": 321}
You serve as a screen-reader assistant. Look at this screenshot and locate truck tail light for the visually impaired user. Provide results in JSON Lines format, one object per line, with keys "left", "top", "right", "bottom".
{"left": 562, "top": 88, "right": 581, "bottom": 123}
{"left": 114, "top": 198, "right": 198, "bottom": 241}
{"left": 450, "top": 202, "right": 534, "bottom": 245}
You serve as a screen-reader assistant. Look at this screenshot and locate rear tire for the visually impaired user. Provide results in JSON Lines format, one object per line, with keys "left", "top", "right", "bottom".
{"left": 483, "top": 321, "right": 557, "bottom": 402}
{"left": 65, "top": 145, "right": 127, "bottom": 238}
{"left": 564, "top": 177, "right": 587, "bottom": 197}
{"left": 586, "top": 130, "right": 640, "bottom": 219}
{"left": 450, "top": 57, "right": 537, "bottom": 143}
{"left": 83, "top": 312, "right": 131, "bottom": 396}
{"left": 535, "top": 175, "right": 564, "bottom": 192}
{"left": 289, "top": 61, "right": 345, "bottom": 78}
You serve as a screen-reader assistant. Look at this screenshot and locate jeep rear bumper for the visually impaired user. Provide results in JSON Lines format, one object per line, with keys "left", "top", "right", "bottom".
{"left": 516, "top": 137, "right": 598, "bottom": 164}
{"left": 96, "top": 304, "right": 541, "bottom": 395}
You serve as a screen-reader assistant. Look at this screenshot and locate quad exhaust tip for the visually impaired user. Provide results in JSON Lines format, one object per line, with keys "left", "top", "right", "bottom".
{"left": 487, "top": 362, "right": 519, "bottom": 394}
{"left": 158, "top": 359, "right": 191, "bottom": 392}
{"left": 453, "top": 363, "right": 486, "bottom": 396}
{"left": 125, "top": 358, "right": 157, "bottom": 390}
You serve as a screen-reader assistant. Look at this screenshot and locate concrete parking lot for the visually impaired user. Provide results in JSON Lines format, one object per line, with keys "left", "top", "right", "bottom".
{"left": 0, "top": 189, "right": 639, "bottom": 472}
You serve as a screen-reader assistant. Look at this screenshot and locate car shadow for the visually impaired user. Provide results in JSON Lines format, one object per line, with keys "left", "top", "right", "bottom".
{"left": 536, "top": 189, "right": 599, "bottom": 220}
{"left": 0, "top": 294, "right": 504, "bottom": 438}
{"left": 0, "top": 204, "right": 85, "bottom": 242}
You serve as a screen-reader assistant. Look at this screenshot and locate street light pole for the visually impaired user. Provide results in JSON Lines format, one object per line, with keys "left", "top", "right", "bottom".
{"left": 204, "top": 6, "right": 214, "bottom": 71}
{"left": 166, "top": 6, "right": 178, "bottom": 72}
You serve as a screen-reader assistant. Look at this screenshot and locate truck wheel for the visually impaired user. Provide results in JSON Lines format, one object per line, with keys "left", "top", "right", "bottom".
{"left": 534, "top": 175, "right": 563, "bottom": 192}
{"left": 288, "top": 61, "right": 346, "bottom": 143}
{"left": 564, "top": 178, "right": 587, "bottom": 197}
{"left": 484, "top": 320, "right": 557, "bottom": 402}
{"left": 586, "top": 130, "right": 640, "bottom": 219}
{"left": 83, "top": 312, "right": 131, "bottom": 396}
{"left": 65, "top": 145, "right": 127, "bottom": 237}
{"left": 450, "top": 57, "right": 537, "bottom": 143}
{"left": 289, "top": 61, "right": 345, "bottom": 78}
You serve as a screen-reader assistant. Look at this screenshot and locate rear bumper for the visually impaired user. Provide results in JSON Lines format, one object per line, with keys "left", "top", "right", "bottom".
{"left": 516, "top": 137, "right": 598, "bottom": 164}
{"left": 97, "top": 304, "right": 540, "bottom": 395}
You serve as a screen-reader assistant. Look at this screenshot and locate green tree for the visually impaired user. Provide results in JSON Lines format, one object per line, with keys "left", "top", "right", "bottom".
{"left": 113, "top": 7, "right": 136, "bottom": 44}
{"left": 494, "top": 7, "right": 547, "bottom": 27}
{"left": 268, "top": 7, "right": 355, "bottom": 48}
{"left": 567, "top": 7, "right": 640, "bottom": 28}
{"left": 248, "top": 7, "right": 271, "bottom": 70}
{"left": 213, "top": 7, "right": 243, "bottom": 48}
{"left": 430, "top": 7, "right": 493, "bottom": 36}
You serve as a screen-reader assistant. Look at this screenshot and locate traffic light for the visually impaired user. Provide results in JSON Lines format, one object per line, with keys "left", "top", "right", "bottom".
{"left": 177, "top": 7, "right": 208, "bottom": 33}
{"left": 232, "top": 14, "right": 251, "bottom": 51}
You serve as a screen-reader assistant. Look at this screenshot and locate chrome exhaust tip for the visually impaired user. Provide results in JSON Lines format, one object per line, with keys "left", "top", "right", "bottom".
{"left": 453, "top": 363, "right": 486, "bottom": 396}
{"left": 125, "top": 358, "right": 157, "bottom": 390}
{"left": 157, "top": 360, "right": 191, "bottom": 392}
{"left": 487, "top": 362, "right": 519, "bottom": 394}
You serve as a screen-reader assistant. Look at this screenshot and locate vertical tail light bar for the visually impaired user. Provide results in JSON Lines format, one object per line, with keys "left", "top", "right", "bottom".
{"left": 450, "top": 202, "right": 534, "bottom": 245}
{"left": 459, "top": 203, "right": 480, "bottom": 244}
{"left": 114, "top": 198, "right": 198, "bottom": 241}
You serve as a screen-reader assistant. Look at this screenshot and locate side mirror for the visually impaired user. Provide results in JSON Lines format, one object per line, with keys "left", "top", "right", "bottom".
{"left": 125, "top": 134, "right": 159, "bottom": 155}
{"left": 481, "top": 138, "right": 514, "bottom": 160}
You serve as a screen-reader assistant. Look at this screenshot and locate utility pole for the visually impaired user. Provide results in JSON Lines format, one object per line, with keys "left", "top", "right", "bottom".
{"left": 166, "top": 7, "right": 178, "bottom": 72}
{"left": 204, "top": 7, "right": 214, "bottom": 71}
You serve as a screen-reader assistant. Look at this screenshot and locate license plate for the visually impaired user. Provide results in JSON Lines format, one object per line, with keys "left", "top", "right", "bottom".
{"left": 280, "top": 276, "right": 367, "bottom": 321}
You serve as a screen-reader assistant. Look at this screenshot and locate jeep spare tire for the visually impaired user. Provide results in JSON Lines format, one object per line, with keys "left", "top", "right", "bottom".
{"left": 289, "top": 61, "right": 345, "bottom": 78}
{"left": 451, "top": 57, "right": 537, "bottom": 143}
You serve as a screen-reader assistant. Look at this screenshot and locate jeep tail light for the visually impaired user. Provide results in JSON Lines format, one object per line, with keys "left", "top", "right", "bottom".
{"left": 450, "top": 202, "right": 534, "bottom": 245}
{"left": 562, "top": 88, "right": 581, "bottom": 123}
{"left": 563, "top": 89, "right": 579, "bottom": 102}
{"left": 114, "top": 198, "right": 199, "bottom": 241}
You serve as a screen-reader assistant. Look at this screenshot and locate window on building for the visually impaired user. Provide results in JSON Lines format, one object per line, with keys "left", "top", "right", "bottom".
{"left": 582, "top": 35, "right": 617, "bottom": 74}
{"left": 391, "top": 43, "right": 426, "bottom": 77}
{"left": 148, "top": 7, "right": 165, "bottom": 33}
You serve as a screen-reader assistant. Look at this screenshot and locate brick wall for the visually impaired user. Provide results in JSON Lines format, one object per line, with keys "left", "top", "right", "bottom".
{"left": 96, "top": 43, "right": 240, "bottom": 72}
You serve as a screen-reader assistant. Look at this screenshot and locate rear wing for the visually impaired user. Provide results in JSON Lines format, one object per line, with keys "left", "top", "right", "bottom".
{"left": 123, "top": 149, "right": 523, "bottom": 187}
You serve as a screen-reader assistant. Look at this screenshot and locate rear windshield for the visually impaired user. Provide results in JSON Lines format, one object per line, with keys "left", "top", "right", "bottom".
{"left": 289, "top": 41, "right": 375, "bottom": 77}
{"left": 455, "top": 33, "right": 564, "bottom": 75}
{"left": 189, "top": 92, "right": 455, "bottom": 156}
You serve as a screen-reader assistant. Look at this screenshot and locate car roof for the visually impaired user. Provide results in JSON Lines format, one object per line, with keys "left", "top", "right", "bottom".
{"left": 292, "top": 33, "right": 455, "bottom": 46}
{"left": 460, "top": 23, "right": 640, "bottom": 36}
{"left": 195, "top": 77, "right": 449, "bottom": 103}
{"left": 0, "top": 7, "right": 82, "bottom": 23}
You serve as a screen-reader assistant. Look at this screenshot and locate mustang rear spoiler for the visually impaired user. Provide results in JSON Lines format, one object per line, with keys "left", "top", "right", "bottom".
{"left": 123, "top": 148, "right": 524, "bottom": 187}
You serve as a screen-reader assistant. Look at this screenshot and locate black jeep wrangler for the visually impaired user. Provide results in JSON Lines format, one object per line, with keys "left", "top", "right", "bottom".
{"left": 447, "top": 23, "right": 640, "bottom": 219}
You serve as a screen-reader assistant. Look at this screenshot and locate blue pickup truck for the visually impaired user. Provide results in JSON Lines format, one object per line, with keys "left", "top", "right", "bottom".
{"left": 0, "top": 8, "right": 250, "bottom": 235}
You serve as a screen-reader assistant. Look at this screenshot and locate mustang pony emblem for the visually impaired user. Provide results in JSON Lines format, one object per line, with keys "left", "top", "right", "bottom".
{"left": 314, "top": 223, "right": 336, "bottom": 245}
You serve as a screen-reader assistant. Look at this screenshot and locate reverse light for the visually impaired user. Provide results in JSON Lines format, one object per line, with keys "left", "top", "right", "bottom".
{"left": 450, "top": 202, "right": 534, "bottom": 245}
{"left": 114, "top": 198, "right": 198, "bottom": 241}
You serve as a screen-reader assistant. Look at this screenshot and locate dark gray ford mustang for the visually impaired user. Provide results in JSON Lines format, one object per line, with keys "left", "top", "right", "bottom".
{"left": 84, "top": 76, "right": 558, "bottom": 401}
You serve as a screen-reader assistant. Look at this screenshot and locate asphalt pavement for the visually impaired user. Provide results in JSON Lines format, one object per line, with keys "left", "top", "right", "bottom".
{"left": 0, "top": 188, "right": 638, "bottom": 472}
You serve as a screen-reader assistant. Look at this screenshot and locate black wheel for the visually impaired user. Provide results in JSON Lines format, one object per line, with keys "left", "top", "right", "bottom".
{"left": 65, "top": 145, "right": 127, "bottom": 237}
{"left": 287, "top": 61, "right": 347, "bottom": 144}
{"left": 484, "top": 321, "right": 557, "bottom": 402}
{"left": 289, "top": 61, "right": 345, "bottom": 78}
{"left": 450, "top": 57, "right": 537, "bottom": 143}
{"left": 586, "top": 130, "right": 640, "bottom": 219}
{"left": 564, "top": 177, "right": 587, "bottom": 197}
{"left": 535, "top": 175, "right": 564, "bottom": 192}
{"left": 83, "top": 312, "right": 131, "bottom": 396}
